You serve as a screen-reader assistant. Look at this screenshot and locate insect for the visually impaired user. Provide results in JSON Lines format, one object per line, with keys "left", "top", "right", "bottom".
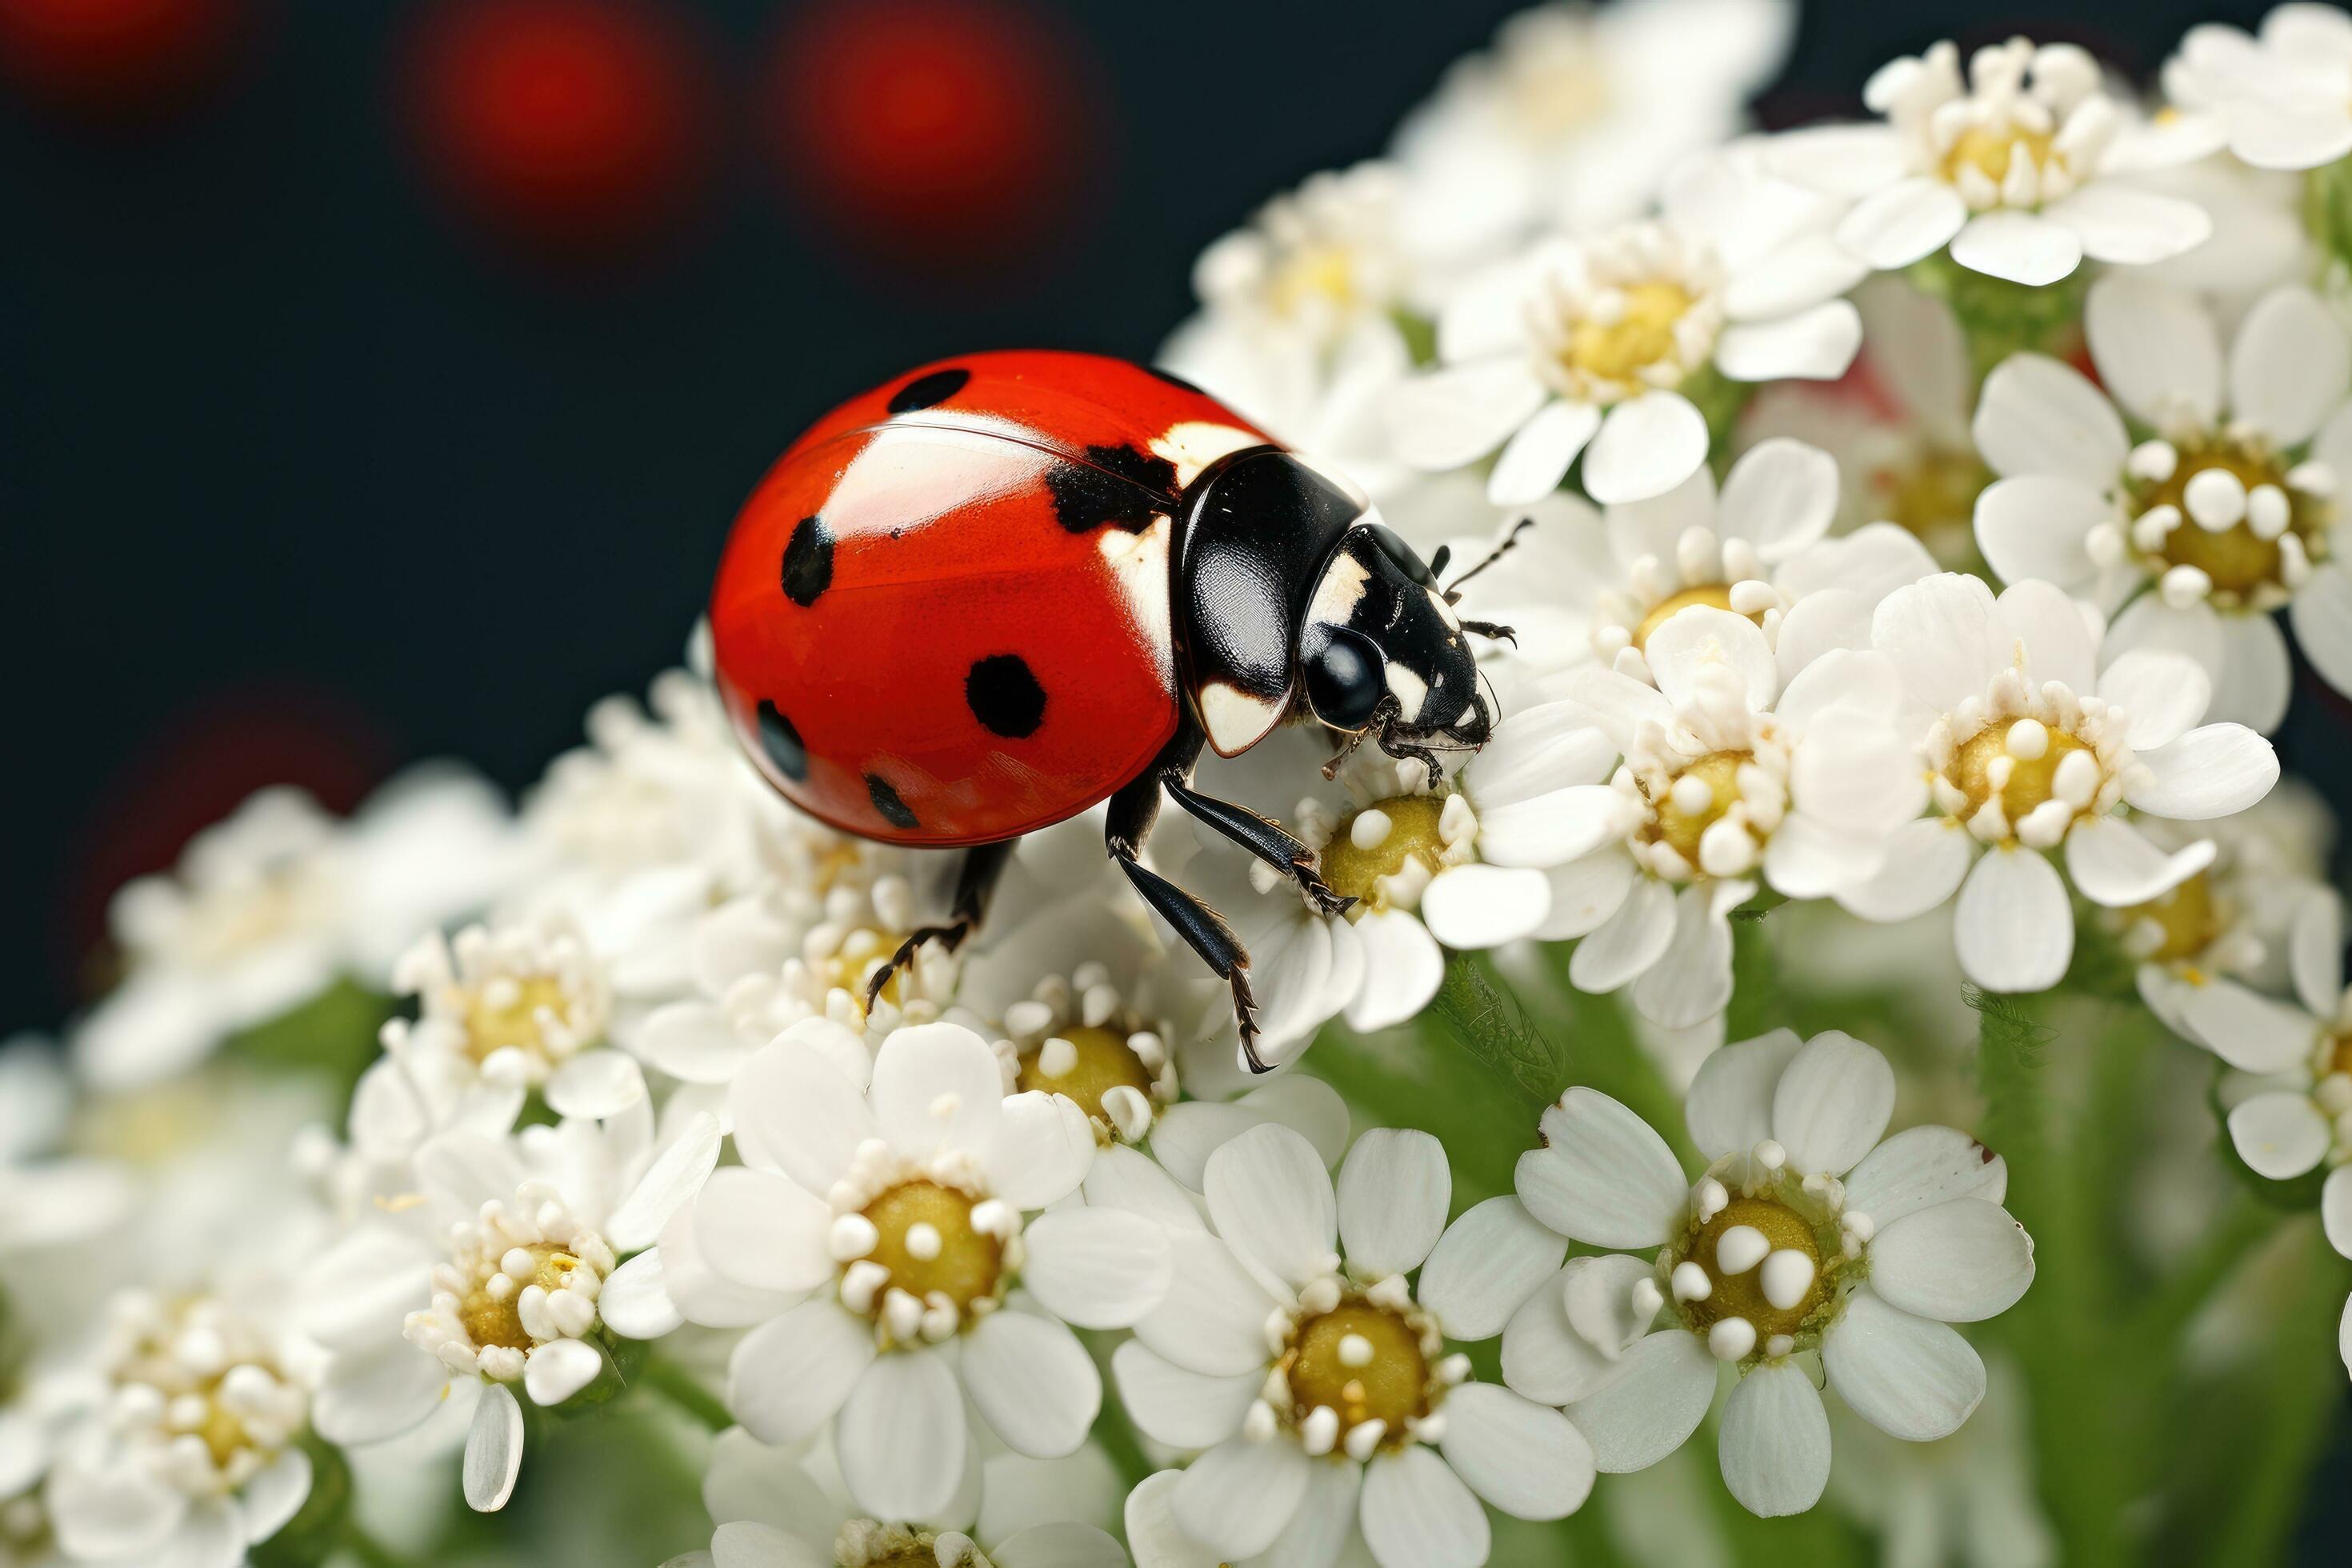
{"left": 707, "top": 350, "right": 1514, "bottom": 1069}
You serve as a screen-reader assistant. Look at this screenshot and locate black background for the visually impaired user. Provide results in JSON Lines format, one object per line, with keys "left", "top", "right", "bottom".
{"left": 2, "top": 0, "right": 2348, "bottom": 1553}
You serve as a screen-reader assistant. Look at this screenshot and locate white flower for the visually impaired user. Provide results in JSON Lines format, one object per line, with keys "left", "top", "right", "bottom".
{"left": 1190, "top": 162, "right": 1420, "bottom": 352}
{"left": 1771, "top": 38, "right": 2212, "bottom": 286}
{"left": 2201, "top": 893, "right": 2352, "bottom": 1173}
{"left": 1838, "top": 574, "right": 2282, "bottom": 992}
{"left": 1506, "top": 1030, "right": 2034, "bottom": 1516}
{"left": 1971, "top": 276, "right": 2352, "bottom": 732}
{"left": 2164, "top": 4, "right": 2352, "bottom": 171}
{"left": 74, "top": 768, "right": 518, "bottom": 1092}
{"left": 0, "top": 1038, "right": 134, "bottom": 1268}
{"left": 304, "top": 1068, "right": 717, "bottom": 1513}
{"left": 43, "top": 1290, "right": 316, "bottom": 1565}
{"left": 1389, "top": 0, "right": 1797, "bottom": 255}
{"left": 1110, "top": 1124, "right": 1593, "bottom": 1567}
{"left": 702, "top": 1427, "right": 1127, "bottom": 1568}
{"left": 1383, "top": 152, "right": 1862, "bottom": 506}
{"left": 677, "top": 1022, "right": 1157, "bottom": 1523}
{"left": 1539, "top": 608, "right": 1926, "bottom": 1026}
{"left": 1740, "top": 276, "right": 1990, "bottom": 566}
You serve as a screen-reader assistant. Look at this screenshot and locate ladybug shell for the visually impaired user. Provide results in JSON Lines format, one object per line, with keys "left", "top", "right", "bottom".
{"left": 710, "top": 350, "right": 1271, "bottom": 846}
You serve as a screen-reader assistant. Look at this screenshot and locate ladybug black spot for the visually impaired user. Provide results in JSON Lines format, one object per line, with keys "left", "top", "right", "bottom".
{"left": 1148, "top": 365, "right": 1205, "bottom": 394}
{"left": 887, "top": 367, "right": 970, "bottom": 414}
{"left": 965, "top": 654, "right": 1047, "bottom": 738}
{"left": 781, "top": 515, "right": 834, "bottom": 606}
{"left": 754, "top": 700, "right": 809, "bottom": 782}
{"left": 866, "top": 773, "right": 919, "bottom": 830}
{"left": 1046, "top": 443, "right": 1178, "bottom": 534}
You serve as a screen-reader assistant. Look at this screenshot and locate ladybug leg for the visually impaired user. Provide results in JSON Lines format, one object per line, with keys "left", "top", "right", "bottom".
{"left": 861, "top": 840, "right": 1014, "bottom": 1010}
{"left": 1165, "top": 780, "right": 1355, "bottom": 918}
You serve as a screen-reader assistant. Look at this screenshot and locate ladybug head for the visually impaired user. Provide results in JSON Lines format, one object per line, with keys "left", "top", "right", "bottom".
{"left": 1298, "top": 522, "right": 1499, "bottom": 784}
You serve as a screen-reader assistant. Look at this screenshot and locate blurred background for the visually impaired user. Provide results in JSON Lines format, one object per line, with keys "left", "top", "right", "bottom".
{"left": 2, "top": 0, "right": 2348, "bottom": 1554}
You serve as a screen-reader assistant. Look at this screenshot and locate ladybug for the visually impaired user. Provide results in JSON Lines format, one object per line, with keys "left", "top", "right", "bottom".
{"left": 709, "top": 350, "right": 1514, "bottom": 1068}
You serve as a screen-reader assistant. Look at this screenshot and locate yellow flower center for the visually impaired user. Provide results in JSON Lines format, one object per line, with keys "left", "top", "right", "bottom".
{"left": 460, "top": 975, "right": 575, "bottom": 1066}
{"left": 1939, "top": 125, "right": 2062, "bottom": 191}
{"left": 1566, "top": 280, "right": 1694, "bottom": 385}
{"left": 1267, "top": 243, "right": 1361, "bottom": 320}
{"left": 2124, "top": 871, "right": 2225, "bottom": 967}
{"left": 1280, "top": 1298, "right": 1432, "bottom": 1445}
{"left": 1015, "top": 1024, "right": 1154, "bottom": 1126}
{"left": 1320, "top": 794, "right": 1451, "bottom": 912}
{"left": 1948, "top": 723, "right": 2091, "bottom": 823}
{"left": 1632, "top": 583, "right": 1764, "bottom": 650}
{"left": 460, "top": 1245, "right": 586, "bottom": 1352}
{"left": 857, "top": 1182, "right": 1002, "bottom": 1315}
{"left": 830, "top": 930, "right": 912, "bottom": 1008}
{"left": 1679, "top": 1196, "right": 1832, "bottom": 1338}
{"left": 1874, "top": 445, "right": 1990, "bottom": 542}
{"left": 2132, "top": 441, "right": 2328, "bottom": 598}
{"left": 1647, "top": 751, "right": 1750, "bottom": 862}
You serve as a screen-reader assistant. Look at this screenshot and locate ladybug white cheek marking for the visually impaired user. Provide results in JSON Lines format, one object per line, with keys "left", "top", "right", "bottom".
{"left": 1201, "top": 681, "right": 1285, "bottom": 755}
{"left": 1305, "top": 552, "right": 1372, "bottom": 626}
{"left": 1386, "top": 663, "right": 1430, "bottom": 715}
{"left": 1150, "top": 421, "right": 1265, "bottom": 488}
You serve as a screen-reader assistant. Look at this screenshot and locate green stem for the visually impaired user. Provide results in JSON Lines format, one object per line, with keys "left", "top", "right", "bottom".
{"left": 341, "top": 1525, "right": 409, "bottom": 1568}
{"left": 2206, "top": 1229, "right": 2349, "bottom": 1565}
{"left": 637, "top": 1357, "right": 732, "bottom": 1433}
{"left": 2127, "top": 1193, "right": 2280, "bottom": 1355}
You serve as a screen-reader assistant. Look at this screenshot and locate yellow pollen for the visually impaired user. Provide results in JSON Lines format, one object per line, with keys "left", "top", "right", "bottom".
{"left": 1566, "top": 281, "right": 1694, "bottom": 385}
{"left": 195, "top": 1398, "right": 252, "bottom": 1470}
{"left": 1949, "top": 725, "right": 2090, "bottom": 823}
{"left": 461, "top": 975, "right": 571, "bottom": 1065}
{"left": 1267, "top": 243, "right": 1361, "bottom": 319}
{"left": 858, "top": 1182, "right": 1002, "bottom": 1314}
{"left": 1632, "top": 584, "right": 1762, "bottom": 650}
{"left": 459, "top": 1246, "right": 583, "bottom": 1352}
{"left": 831, "top": 930, "right": 911, "bottom": 1008}
{"left": 2124, "top": 872, "right": 2224, "bottom": 966}
{"left": 1649, "top": 751, "right": 1750, "bottom": 862}
{"left": 1319, "top": 794, "right": 1450, "bottom": 913}
{"left": 1939, "top": 125, "right": 2061, "bottom": 190}
{"left": 1681, "top": 1196, "right": 1829, "bottom": 1338}
{"left": 1016, "top": 1024, "right": 1154, "bottom": 1125}
{"left": 1281, "top": 1299, "right": 1430, "bottom": 1441}
{"left": 2133, "top": 442, "right": 2326, "bottom": 598}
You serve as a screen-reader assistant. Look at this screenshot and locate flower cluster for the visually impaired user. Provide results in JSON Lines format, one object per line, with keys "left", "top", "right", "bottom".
{"left": 14, "top": 4, "right": 2352, "bottom": 1566}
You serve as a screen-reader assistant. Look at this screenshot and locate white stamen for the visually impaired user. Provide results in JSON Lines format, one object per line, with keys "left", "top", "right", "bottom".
{"left": 1760, "top": 1250, "right": 1817, "bottom": 1311}
{"left": 1707, "top": 1317, "right": 1758, "bottom": 1362}
{"left": 1714, "top": 1224, "right": 1770, "bottom": 1276}
{"left": 1671, "top": 1261, "right": 1714, "bottom": 1302}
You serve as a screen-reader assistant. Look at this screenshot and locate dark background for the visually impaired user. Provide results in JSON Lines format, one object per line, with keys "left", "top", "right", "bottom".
{"left": 2, "top": 0, "right": 2347, "bottom": 1554}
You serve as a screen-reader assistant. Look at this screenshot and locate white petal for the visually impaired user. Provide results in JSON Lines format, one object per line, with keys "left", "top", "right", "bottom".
{"left": 1202, "top": 1122, "right": 1338, "bottom": 1295}
{"left": 542, "top": 1048, "right": 645, "bottom": 1121}
{"left": 1823, "top": 1286, "right": 1987, "bottom": 1440}
{"left": 1872, "top": 572, "right": 2004, "bottom": 712}
{"left": 1477, "top": 786, "right": 1634, "bottom": 870}
{"left": 1645, "top": 605, "right": 1779, "bottom": 713}
{"left": 2097, "top": 650, "right": 2214, "bottom": 752}
{"left": 1439, "top": 1382, "right": 1596, "bottom": 1522}
{"left": 1514, "top": 1087, "right": 1689, "bottom": 1247}
{"left": 1386, "top": 361, "right": 1551, "bottom": 471}
{"left": 523, "top": 1337, "right": 603, "bottom": 1407}
{"left": 1083, "top": 1142, "right": 1203, "bottom": 1231}
{"left": 598, "top": 1248, "right": 683, "bottom": 1340}
{"left": 1842, "top": 1126, "right": 2008, "bottom": 1227}
{"left": 872, "top": 1022, "right": 1005, "bottom": 1163}
{"left": 1868, "top": 1198, "right": 2036, "bottom": 1322}
{"left": 1714, "top": 300, "right": 1863, "bottom": 383}
{"left": 1719, "top": 438, "right": 1842, "bottom": 561}
{"left": 607, "top": 1111, "right": 722, "bottom": 1252}
{"left": 1022, "top": 1206, "right": 1174, "bottom": 1329}
{"left": 2128, "top": 725, "right": 2280, "bottom": 819}
{"left": 1171, "top": 1438, "right": 1310, "bottom": 1560}
{"left": 1954, "top": 850, "right": 2073, "bottom": 994}
{"left": 1123, "top": 1471, "right": 1226, "bottom": 1568}
{"left": 1487, "top": 399, "right": 1601, "bottom": 506}
{"left": 1834, "top": 178, "right": 1969, "bottom": 269}
{"left": 1774, "top": 524, "right": 1938, "bottom": 612}
{"left": 1972, "top": 476, "right": 2106, "bottom": 591}
{"left": 2043, "top": 185, "right": 2211, "bottom": 265}
{"left": 463, "top": 1383, "right": 525, "bottom": 1513}
{"left": 1500, "top": 1266, "right": 1626, "bottom": 1404}
{"left": 2084, "top": 274, "right": 2221, "bottom": 426}
{"left": 2230, "top": 285, "right": 2352, "bottom": 446}
{"left": 1566, "top": 1328, "right": 1719, "bottom": 1472}
{"left": 1148, "top": 1074, "right": 1350, "bottom": 1190}
{"left": 2209, "top": 613, "right": 2293, "bottom": 734}
{"left": 1570, "top": 878, "right": 1678, "bottom": 993}
{"left": 1418, "top": 1198, "right": 1570, "bottom": 1340}
{"left": 1536, "top": 850, "right": 1638, "bottom": 941}
{"left": 1110, "top": 1341, "right": 1258, "bottom": 1449}
{"left": 44, "top": 1450, "right": 183, "bottom": 1562}
{"left": 1239, "top": 1461, "right": 1358, "bottom": 1568}
{"left": 1337, "top": 1127, "right": 1451, "bottom": 1278}
{"left": 989, "top": 1090, "right": 1098, "bottom": 1211}
{"left": 1133, "top": 1230, "right": 1281, "bottom": 1378}
{"left": 1770, "top": 1031, "right": 1895, "bottom": 1177}
{"left": 2326, "top": 1167, "right": 2352, "bottom": 1259}
{"left": 659, "top": 1199, "right": 798, "bottom": 1330}
{"left": 637, "top": 1002, "right": 758, "bottom": 1085}
{"left": 730, "top": 1040, "right": 874, "bottom": 1194}
{"left": 1950, "top": 210, "right": 2083, "bottom": 286}
{"left": 1630, "top": 882, "right": 1744, "bottom": 1030}
{"left": 1420, "top": 865, "right": 1552, "bottom": 950}
{"left": 962, "top": 1310, "right": 1098, "bottom": 1457}
{"left": 1994, "top": 576, "right": 2100, "bottom": 694}
{"left": 2229, "top": 100, "right": 2352, "bottom": 169}
{"left": 1770, "top": 125, "right": 1916, "bottom": 198}
{"left": 838, "top": 1350, "right": 968, "bottom": 1522}
{"left": 2226, "top": 1091, "right": 2333, "bottom": 1180}
{"left": 1342, "top": 907, "right": 1447, "bottom": 1033}
{"left": 727, "top": 1300, "right": 876, "bottom": 1446}
{"left": 238, "top": 1450, "right": 313, "bottom": 1547}
{"left": 2290, "top": 564, "right": 2352, "bottom": 698}
{"left": 1582, "top": 394, "right": 1710, "bottom": 505}
{"left": 311, "top": 1343, "right": 447, "bottom": 1446}
{"left": 1721, "top": 234, "right": 1871, "bottom": 322}
{"left": 694, "top": 1166, "right": 834, "bottom": 1294}
{"left": 1835, "top": 819, "right": 1974, "bottom": 924}
{"left": 1685, "top": 1027, "right": 1804, "bottom": 1161}
{"left": 2064, "top": 817, "right": 2214, "bottom": 908}
{"left": 1970, "top": 354, "right": 2128, "bottom": 487}
{"left": 1718, "top": 1361, "right": 1830, "bottom": 1517}
{"left": 2177, "top": 979, "right": 2324, "bottom": 1073}
{"left": 1358, "top": 1446, "right": 1491, "bottom": 1568}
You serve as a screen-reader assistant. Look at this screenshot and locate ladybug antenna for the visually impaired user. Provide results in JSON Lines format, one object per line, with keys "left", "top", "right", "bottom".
{"left": 1442, "top": 515, "right": 1537, "bottom": 603}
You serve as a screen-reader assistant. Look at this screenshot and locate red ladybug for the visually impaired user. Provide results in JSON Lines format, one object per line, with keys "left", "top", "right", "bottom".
{"left": 709, "top": 351, "right": 1510, "bottom": 1067}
